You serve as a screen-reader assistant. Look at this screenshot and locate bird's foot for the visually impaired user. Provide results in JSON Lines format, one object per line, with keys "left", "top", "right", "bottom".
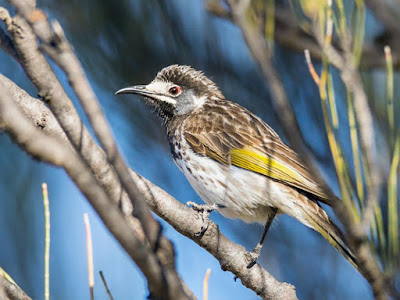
{"left": 246, "top": 244, "right": 262, "bottom": 269}
{"left": 186, "top": 202, "right": 223, "bottom": 236}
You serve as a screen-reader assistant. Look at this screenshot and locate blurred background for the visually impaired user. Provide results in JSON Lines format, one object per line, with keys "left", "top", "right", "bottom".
{"left": 0, "top": 0, "right": 399, "bottom": 299}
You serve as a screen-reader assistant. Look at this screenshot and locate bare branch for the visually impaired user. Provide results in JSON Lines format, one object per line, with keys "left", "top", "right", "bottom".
{"left": 0, "top": 4, "right": 193, "bottom": 298}
{"left": 99, "top": 271, "right": 114, "bottom": 300}
{"left": 0, "top": 271, "right": 32, "bottom": 300}
{"left": 132, "top": 171, "right": 298, "bottom": 300}
{"left": 0, "top": 81, "right": 195, "bottom": 300}
{"left": 2, "top": 5, "right": 127, "bottom": 215}
{"left": 35, "top": 13, "right": 159, "bottom": 246}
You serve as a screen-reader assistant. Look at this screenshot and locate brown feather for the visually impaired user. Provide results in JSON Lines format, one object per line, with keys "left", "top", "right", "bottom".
{"left": 184, "top": 100, "right": 333, "bottom": 205}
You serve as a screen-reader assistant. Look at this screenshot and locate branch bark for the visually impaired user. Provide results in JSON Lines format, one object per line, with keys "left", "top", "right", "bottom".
{"left": 0, "top": 274, "right": 32, "bottom": 300}
{"left": 1, "top": 2, "right": 191, "bottom": 298}
{"left": 31, "top": 14, "right": 159, "bottom": 247}
{"left": 0, "top": 79, "right": 191, "bottom": 300}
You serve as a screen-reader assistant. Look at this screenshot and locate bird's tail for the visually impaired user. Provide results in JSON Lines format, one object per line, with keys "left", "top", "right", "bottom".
{"left": 295, "top": 197, "right": 360, "bottom": 272}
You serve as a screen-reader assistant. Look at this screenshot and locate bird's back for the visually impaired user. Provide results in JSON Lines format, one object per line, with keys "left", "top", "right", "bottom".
{"left": 170, "top": 98, "right": 332, "bottom": 206}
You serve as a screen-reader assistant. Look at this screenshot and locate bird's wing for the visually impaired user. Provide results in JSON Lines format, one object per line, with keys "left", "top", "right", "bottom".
{"left": 184, "top": 105, "right": 332, "bottom": 205}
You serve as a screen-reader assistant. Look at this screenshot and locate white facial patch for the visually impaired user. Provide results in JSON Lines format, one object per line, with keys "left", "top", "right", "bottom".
{"left": 194, "top": 95, "right": 206, "bottom": 107}
{"left": 174, "top": 90, "right": 205, "bottom": 115}
{"left": 145, "top": 81, "right": 177, "bottom": 105}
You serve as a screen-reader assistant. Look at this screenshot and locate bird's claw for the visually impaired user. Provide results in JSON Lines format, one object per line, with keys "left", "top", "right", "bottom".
{"left": 186, "top": 202, "right": 223, "bottom": 236}
{"left": 246, "top": 244, "right": 262, "bottom": 269}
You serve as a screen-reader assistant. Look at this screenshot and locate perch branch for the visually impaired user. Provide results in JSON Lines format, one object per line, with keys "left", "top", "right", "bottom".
{"left": 0, "top": 82, "right": 192, "bottom": 300}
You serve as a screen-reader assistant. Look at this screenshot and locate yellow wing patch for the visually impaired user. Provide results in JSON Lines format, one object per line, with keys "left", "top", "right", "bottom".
{"left": 230, "top": 148, "right": 312, "bottom": 190}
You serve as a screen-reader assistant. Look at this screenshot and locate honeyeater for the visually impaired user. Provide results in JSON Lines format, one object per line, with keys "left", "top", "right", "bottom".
{"left": 116, "top": 64, "right": 357, "bottom": 270}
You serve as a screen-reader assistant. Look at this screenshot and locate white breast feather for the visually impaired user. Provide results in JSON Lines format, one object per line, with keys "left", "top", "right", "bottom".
{"left": 174, "top": 133, "right": 313, "bottom": 226}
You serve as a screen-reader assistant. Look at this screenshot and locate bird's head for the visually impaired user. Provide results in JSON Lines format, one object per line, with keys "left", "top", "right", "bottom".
{"left": 115, "top": 65, "right": 224, "bottom": 120}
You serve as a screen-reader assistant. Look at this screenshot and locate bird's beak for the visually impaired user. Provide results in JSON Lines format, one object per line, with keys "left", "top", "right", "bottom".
{"left": 115, "top": 84, "right": 177, "bottom": 106}
{"left": 115, "top": 85, "right": 156, "bottom": 97}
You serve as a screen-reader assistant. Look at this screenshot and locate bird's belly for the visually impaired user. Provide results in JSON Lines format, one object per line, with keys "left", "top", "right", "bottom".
{"left": 174, "top": 152, "right": 292, "bottom": 224}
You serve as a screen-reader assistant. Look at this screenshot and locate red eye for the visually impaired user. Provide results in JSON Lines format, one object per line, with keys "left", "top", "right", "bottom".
{"left": 169, "top": 85, "right": 181, "bottom": 96}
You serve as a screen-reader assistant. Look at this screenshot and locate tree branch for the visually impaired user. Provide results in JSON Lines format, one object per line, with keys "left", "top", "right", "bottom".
{"left": 0, "top": 80, "right": 192, "bottom": 300}
{"left": 15, "top": 5, "right": 159, "bottom": 246}
{"left": 0, "top": 4, "right": 192, "bottom": 298}
{"left": 0, "top": 274, "right": 32, "bottom": 300}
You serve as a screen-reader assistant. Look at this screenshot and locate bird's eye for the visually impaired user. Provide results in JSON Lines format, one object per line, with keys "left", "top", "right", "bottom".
{"left": 168, "top": 85, "right": 181, "bottom": 96}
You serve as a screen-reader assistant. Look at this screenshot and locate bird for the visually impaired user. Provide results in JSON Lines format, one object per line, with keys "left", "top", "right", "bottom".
{"left": 116, "top": 64, "right": 357, "bottom": 270}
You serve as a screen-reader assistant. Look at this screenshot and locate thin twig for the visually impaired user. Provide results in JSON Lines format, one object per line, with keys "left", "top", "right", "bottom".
{"left": 99, "top": 271, "right": 114, "bottom": 300}
{"left": 84, "top": 214, "right": 94, "bottom": 300}
{"left": 42, "top": 183, "right": 50, "bottom": 300}
{"left": 384, "top": 46, "right": 394, "bottom": 136}
{"left": 203, "top": 269, "right": 211, "bottom": 300}
{"left": 304, "top": 49, "right": 320, "bottom": 85}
